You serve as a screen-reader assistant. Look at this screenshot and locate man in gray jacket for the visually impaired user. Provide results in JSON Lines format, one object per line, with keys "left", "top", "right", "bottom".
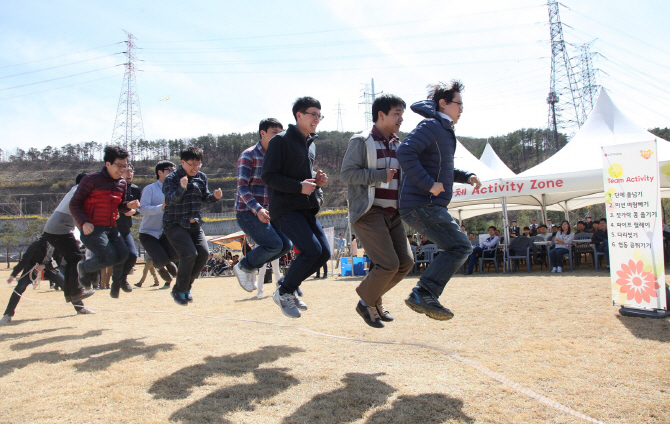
{"left": 341, "top": 94, "right": 413, "bottom": 328}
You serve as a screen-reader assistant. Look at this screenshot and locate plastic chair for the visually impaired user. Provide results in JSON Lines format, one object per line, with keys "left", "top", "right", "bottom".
{"left": 548, "top": 244, "right": 574, "bottom": 271}
{"left": 507, "top": 246, "right": 531, "bottom": 272}
{"left": 478, "top": 247, "right": 499, "bottom": 273}
{"left": 594, "top": 245, "right": 608, "bottom": 270}
{"left": 573, "top": 233, "right": 594, "bottom": 267}
{"left": 414, "top": 244, "right": 437, "bottom": 274}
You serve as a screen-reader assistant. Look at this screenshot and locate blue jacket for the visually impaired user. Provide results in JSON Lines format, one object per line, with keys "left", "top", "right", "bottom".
{"left": 396, "top": 100, "right": 473, "bottom": 209}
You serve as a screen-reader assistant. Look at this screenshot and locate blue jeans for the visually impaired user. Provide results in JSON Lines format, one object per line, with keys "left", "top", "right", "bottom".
{"left": 236, "top": 211, "right": 292, "bottom": 272}
{"left": 549, "top": 247, "right": 570, "bottom": 267}
{"left": 273, "top": 211, "right": 330, "bottom": 293}
{"left": 399, "top": 204, "right": 472, "bottom": 298}
{"left": 80, "top": 226, "right": 129, "bottom": 277}
{"left": 467, "top": 246, "right": 494, "bottom": 274}
{"left": 112, "top": 231, "right": 138, "bottom": 285}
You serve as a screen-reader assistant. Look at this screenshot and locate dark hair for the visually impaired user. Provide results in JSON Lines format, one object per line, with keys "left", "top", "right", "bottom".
{"left": 126, "top": 163, "right": 134, "bottom": 171}
{"left": 523, "top": 226, "right": 530, "bottom": 231}
{"left": 539, "top": 224, "right": 548, "bottom": 229}
{"left": 599, "top": 217, "right": 607, "bottom": 223}
{"left": 560, "top": 220, "right": 571, "bottom": 235}
{"left": 372, "top": 94, "right": 406, "bottom": 123}
{"left": 292, "top": 96, "right": 321, "bottom": 120}
{"left": 155, "top": 160, "right": 176, "bottom": 179}
{"left": 586, "top": 216, "right": 592, "bottom": 219}
{"left": 577, "top": 220, "right": 585, "bottom": 226}
{"left": 180, "top": 146, "right": 204, "bottom": 162}
{"left": 427, "top": 80, "right": 464, "bottom": 106}
{"left": 511, "top": 221, "right": 517, "bottom": 224}
{"left": 488, "top": 226, "right": 497, "bottom": 231}
{"left": 75, "top": 171, "right": 88, "bottom": 185}
{"left": 103, "top": 145, "right": 129, "bottom": 164}
{"left": 259, "top": 118, "right": 283, "bottom": 136}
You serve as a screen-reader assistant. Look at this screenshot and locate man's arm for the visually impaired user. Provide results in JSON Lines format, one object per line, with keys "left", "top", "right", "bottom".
{"left": 261, "top": 137, "right": 303, "bottom": 194}
{"left": 237, "top": 151, "right": 262, "bottom": 214}
{"left": 163, "top": 174, "right": 186, "bottom": 206}
{"left": 199, "top": 174, "right": 219, "bottom": 204}
{"left": 340, "top": 136, "right": 387, "bottom": 185}
{"left": 69, "top": 176, "right": 93, "bottom": 228}
{"left": 396, "top": 121, "right": 440, "bottom": 193}
{"left": 138, "top": 184, "right": 163, "bottom": 216}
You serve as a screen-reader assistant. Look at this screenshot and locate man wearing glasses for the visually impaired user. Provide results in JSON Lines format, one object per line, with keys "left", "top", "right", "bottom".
{"left": 70, "top": 145, "right": 140, "bottom": 293}
{"left": 262, "top": 96, "right": 330, "bottom": 318}
{"left": 163, "top": 147, "right": 222, "bottom": 305}
{"left": 137, "top": 161, "right": 179, "bottom": 289}
{"left": 396, "top": 80, "right": 482, "bottom": 321}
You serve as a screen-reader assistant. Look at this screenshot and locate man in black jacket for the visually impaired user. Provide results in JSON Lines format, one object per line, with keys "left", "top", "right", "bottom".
{"left": 261, "top": 96, "right": 330, "bottom": 318}
{"left": 111, "top": 163, "right": 142, "bottom": 298}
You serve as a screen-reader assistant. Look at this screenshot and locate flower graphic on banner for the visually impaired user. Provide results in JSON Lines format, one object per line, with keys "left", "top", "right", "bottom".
{"left": 615, "top": 259, "right": 661, "bottom": 304}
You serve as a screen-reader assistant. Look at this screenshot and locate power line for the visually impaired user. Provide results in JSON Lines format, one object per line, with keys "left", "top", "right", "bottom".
{"left": 0, "top": 53, "right": 121, "bottom": 80}
{"left": 0, "top": 75, "right": 118, "bottom": 101}
{"left": 0, "top": 43, "right": 122, "bottom": 70}
{"left": 0, "top": 66, "right": 119, "bottom": 91}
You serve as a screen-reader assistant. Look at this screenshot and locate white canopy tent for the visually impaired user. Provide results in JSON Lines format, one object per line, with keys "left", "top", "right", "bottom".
{"left": 449, "top": 88, "right": 670, "bottom": 219}
{"left": 480, "top": 142, "right": 516, "bottom": 178}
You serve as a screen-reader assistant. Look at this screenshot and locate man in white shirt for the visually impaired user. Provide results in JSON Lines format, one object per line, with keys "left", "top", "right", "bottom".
{"left": 465, "top": 226, "right": 499, "bottom": 274}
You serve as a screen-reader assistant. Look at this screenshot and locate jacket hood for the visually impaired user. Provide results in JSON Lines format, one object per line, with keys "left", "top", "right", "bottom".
{"left": 410, "top": 99, "right": 439, "bottom": 119}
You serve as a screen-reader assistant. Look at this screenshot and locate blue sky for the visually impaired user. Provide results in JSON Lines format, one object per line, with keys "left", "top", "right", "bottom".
{"left": 1, "top": 0, "right": 668, "bottom": 154}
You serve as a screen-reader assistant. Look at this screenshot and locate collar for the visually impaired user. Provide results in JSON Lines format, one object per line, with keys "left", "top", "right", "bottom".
{"left": 255, "top": 141, "right": 266, "bottom": 155}
{"left": 437, "top": 112, "right": 453, "bottom": 123}
{"left": 371, "top": 126, "right": 399, "bottom": 145}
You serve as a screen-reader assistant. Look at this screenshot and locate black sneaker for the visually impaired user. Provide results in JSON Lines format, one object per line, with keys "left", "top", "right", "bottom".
{"left": 121, "top": 281, "right": 133, "bottom": 293}
{"left": 185, "top": 291, "right": 193, "bottom": 303}
{"left": 159, "top": 283, "right": 171, "bottom": 290}
{"left": 356, "top": 301, "right": 384, "bottom": 328}
{"left": 172, "top": 290, "right": 188, "bottom": 306}
{"left": 69, "top": 288, "right": 96, "bottom": 303}
{"left": 134, "top": 282, "right": 143, "bottom": 288}
{"left": 376, "top": 303, "right": 394, "bottom": 322}
{"left": 404, "top": 287, "right": 454, "bottom": 321}
{"left": 110, "top": 284, "right": 120, "bottom": 299}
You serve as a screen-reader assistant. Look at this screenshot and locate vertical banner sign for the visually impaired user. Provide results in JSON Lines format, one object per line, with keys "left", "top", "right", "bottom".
{"left": 323, "top": 227, "right": 334, "bottom": 255}
{"left": 602, "top": 140, "right": 667, "bottom": 311}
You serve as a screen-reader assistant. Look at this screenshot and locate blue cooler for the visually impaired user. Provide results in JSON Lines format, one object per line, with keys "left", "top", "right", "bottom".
{"left": 340, "top": 257, "right": 353, "bottom": 276}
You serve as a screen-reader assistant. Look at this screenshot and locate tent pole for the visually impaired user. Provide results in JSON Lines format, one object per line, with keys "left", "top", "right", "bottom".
{"left": 564, "top": 201, "right": 570, "bottom": 222}
{"left": 542, "top": 194, "right": 548, "bottom": 224}
{"left": 502, "top": 197, "right": 510, "bottom": 273}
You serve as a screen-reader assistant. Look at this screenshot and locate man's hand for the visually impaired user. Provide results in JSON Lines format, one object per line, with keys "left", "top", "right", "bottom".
{"left": 257, "top": 208, "right": 271, "bottom": 223}
{"left": 7, "top": 276, "right": 14, "bottom": 285}
{"left": 386, "top": 168, "right": 398, "bottom": 183}
{"left": 429, "top": 182, "right": 445, "bottom": 196}
{"left": 213, "top": 188, "right": 223, "bottom": 199}
{"left": 468, "top": 175, "right": 482, "bottom": 189}
{"left": 180, "top": 176, "right": 188, "bottom": 189}
{"left": 315, "top": 170, "right": 328, "bottom": 187}
{"left": 301, "top": 179, "right": 317, "bottom": 194}
{"left": 128, "top": 200, "right": 140, "bottom": 209}
{"left": 82, "top": 222, "right": 94, "bottom": 235}
{"left": 124, "top": 209, "right": 136, "bottom": 217}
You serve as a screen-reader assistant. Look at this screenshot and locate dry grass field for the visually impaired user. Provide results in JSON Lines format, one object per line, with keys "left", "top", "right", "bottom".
{"left": 0, "top": 262, "right": 668, "bottom": 424}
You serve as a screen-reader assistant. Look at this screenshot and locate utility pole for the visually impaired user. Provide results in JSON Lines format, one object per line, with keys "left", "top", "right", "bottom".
{"left": 111, "top": 30, "right": 146, "bottom": 150}
{"left": 574, "top": 40, "right": 602, "bottom": 117}
{"left": 335, "top": 100, "right": 345, "bottom": 132}
{"left": 546, "top": 1, "right": 584, "bottom": 146}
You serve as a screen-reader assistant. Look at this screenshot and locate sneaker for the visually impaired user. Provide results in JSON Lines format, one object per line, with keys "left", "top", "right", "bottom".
{"left": 296, "top": 286, "right": 303, "bottom": 297}
{"left": 134, "top": 282, "right": 143, "bottom": 288}
{"left": 233, "top": 263, "right": 255, "bottom": 292}
{"left": 172, "top": 290, "right": 188, "bottom": 306}
{"left": 293, "top": 292, "right": 308, "bottom": 311}
{"left": 356, "top": 301, "right": 384, "bottom": 328}
{"left": 76, "top": 307, "right": 96, "bottom": 315}
{"left": 551, "top": 267, "right": 557, "bottom": 273}
{"left": 557, "top": 266, "right": 562, "bottom": 273}
{"left": 0, "top": 314, "right": 11, "bottom": 324}
{"left": 404, "top": 288, "right": 454, "bottom": 321}
{"left": 121, "top": 281, "right": 133, "bottom": 293}
{"left": 185, "top": 291, "right": 193, "bottom": 302}
{"left": 110, "top": 284, "right": 120, "bottom": 299}
{"left": 375, "top": 302, "right": 394, "bottom": 322}
{"left": 157, "top": 267, "right": 172, "bottom": 283}
{"left": 69, "top": 288, "right": 96, "bottom": 303}
{"left": 273, "top": 289, "right": 301, "bottom": 318}
{"left": 159, "top": 283, "right": 171, "bottom": 290}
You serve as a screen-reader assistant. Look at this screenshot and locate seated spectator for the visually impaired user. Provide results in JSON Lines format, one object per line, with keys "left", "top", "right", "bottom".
{"left": 536, "top": 225, "right": 551, "bottom": 241}
{"left": 522, "top": 226, "right": 531, "bottom": 237}
{"left": 509, "top": 221, "right": 520, "bottom": 238}
{"left": 468, "top": 233, "right": 478, "bottom": 247}
{"left": 575, "top": 221, "right": 589, "bottom": 234}
{"left": 550, "top": 220, "right": 574, "bottom": 273}
{"left": 420, "top": 235, "right": 434, "bottom": 247}
{"left": 460, "top": 224, "right": 467, "bottom": 233}
{"left": 550, "top": 225, "right": 559, "bottom": 240}
{"left": 494, "top": 229, "right": 503, "bottom": 244}
{"left": 529, "top": 219, "right": 538, "bottom": 236}
{"left": 407, "top": 235, "right": 418, "bottom": 247}
{"left": 592, "top": 218, "right": 609, "bottom": 267}
{"left": 547, "top": 219, "right": 554, "bottom": 232}
{"left": 508, "top": 233, "right": 539, "bottom": 265}
{"left": 465, "top": 226, "right": 499, "bottom": 274}
{"left": 585, "top": 216, "right": 595, "bottom": 232}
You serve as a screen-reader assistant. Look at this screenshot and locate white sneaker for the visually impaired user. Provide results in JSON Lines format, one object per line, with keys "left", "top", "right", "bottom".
{"left": 273, "top": 289, "right": 301, "bottom": 318}
{"left": 293, "top": 292, "right": 308, "bottom": 311}
{"left": 557, "top": 266, "right": 562, "bottom": 273}
{"left": 0, "top": 314, "right": 11, "bottom": 324}
{"left": 551, "top": 267, "right": 557, "bottom": 273}
{"left": 233, "top": 263, "right": 255, "bottom": 292}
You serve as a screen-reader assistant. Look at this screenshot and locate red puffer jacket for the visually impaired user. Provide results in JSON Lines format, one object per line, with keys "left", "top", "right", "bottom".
{"left": 69, "top": 167, "right": 130, "bottom": 228}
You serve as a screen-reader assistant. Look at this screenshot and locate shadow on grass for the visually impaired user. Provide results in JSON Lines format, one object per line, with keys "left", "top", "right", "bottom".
{"left": 283, "top": 372, "right": 395, "bottom": 424}
{"left": 366, "top": 393, "right": 474, "bottom": 424}
{"left": 0, "top": 338, "right": 175, "bottom": 378}
{"left": 616, "top": 315, "right": 670, "bottom": 343}
{"left": 149, "top": 345, "right": 303, "bottom": 424}
{"left": 0, "top": 327, "right": 72, "bottom": 343}
{"left": 10, "top": 329, "right": 106, "bottom": 351}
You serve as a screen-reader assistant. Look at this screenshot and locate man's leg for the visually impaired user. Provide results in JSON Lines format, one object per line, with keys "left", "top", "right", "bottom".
{"left": 43, "top": 232, "right": 86, "bottom": 300}
{"left": 187, "top": 224, "right": 210, "bottom": 292}
{"left": 164, "top": 224, "right": 199, "bottom": 297}
{"left": 140, "top": 233, "right": 178, "bottom": 283}
{"left": 112, "top": 231, "right": 136, "bottom": 291}
{"left": 80, "top": 227, "right": 121, "bottom": 274}
{"left": 106, "top": 229, "right": 130, "bottom": 297}
{"left": 137, "top": 260, "right": 151, "bottom": 286}
{"left": 467, "top": 247, "right": 483, "bottom": 274}
{"left": 3, "top": 275, "right": 33, "bottom": 318}
{"left": 237, "top": 211, "right": 292, "bottom": 272}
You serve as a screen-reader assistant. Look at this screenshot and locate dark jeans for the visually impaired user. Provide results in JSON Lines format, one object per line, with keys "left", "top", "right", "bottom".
{"left": 236, "top": 211, "right": 292, "bottom": 272}
{"left": 596, "top": 241, "right": 610, "bottom": 265}
{"left": 43, "top": 232, "right": 85, "bottom": 297}
{"left": 139, "top": 233, "right": 179, "bottom": 270}
{"left": 80, "top": 226, "right": 129, "bottom": 277}
{"left": 164, "top": 223, "right": 209, "bottom": 294}
{"left": 273, "top": 211, "right": 330, "bottom": 293}
{"left": 467, "top": 247, "right": 495, "bottom": 274}
{"left": 399, "top": 204, "right": 472, "bottom": 298}
{"left": 315, "top": 263, "right": 327, "bottom": 278}
{"left": 549, "top": 247, "right": 570, "bottom": 267}
{"left": 112, "top": 231, "right": 138, "bottom": 285}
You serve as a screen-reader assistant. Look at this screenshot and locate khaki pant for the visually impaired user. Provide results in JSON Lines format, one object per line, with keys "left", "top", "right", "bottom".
{"left": 352, "top": 208, "right": 414, "bottom": 306}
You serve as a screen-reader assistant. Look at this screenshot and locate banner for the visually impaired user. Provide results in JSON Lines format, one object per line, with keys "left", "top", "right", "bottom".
{"left": 602, "top": 140, "right": 667, "bottom": 311}
{"left": 323, "top": 227, "right": 334, "bottom": 255}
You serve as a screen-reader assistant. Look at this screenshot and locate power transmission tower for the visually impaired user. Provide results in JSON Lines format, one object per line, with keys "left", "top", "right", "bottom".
{"left": 359, "top": 78, "right": 382, "bottom": 130}
{"left": 111, "top": 30, "right": 145, "bottom": 150}
{"left": 335, "top": 100, "right": 345, "bottom": 132}
{"left": 546, "top": 1, "right": 584, "bottom": 149}
{"left": 574, "top": 40, "right": 601, "bottom": 117}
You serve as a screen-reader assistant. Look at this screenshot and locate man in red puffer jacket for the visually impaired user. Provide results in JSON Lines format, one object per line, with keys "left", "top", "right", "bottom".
{"left": 70, "top": 145, "right": 140, "bottom": 299}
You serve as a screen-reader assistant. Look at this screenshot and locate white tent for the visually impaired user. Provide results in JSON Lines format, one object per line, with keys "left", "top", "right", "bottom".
{"left": 450, "top": 88, "right": 670, "bottom": 217}
{"left": 480, "top": 142, "right": 516, "bottom": 178}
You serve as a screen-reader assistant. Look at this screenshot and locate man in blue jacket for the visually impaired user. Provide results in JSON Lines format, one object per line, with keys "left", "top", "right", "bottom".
{"left": 396, "top": 80, "right": 481, "bottom": 321}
